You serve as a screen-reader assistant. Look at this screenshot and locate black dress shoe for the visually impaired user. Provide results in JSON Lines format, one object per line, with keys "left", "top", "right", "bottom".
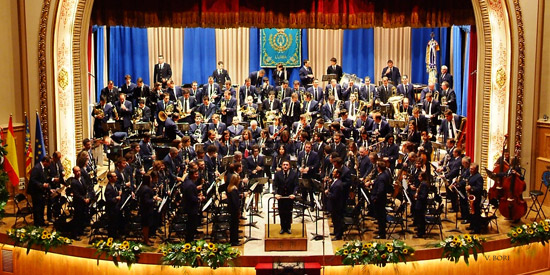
{"left": 286, "top": 229, "right": 292, "bottom": 234}
{"left": 279, "top": 229, "right": 285, "bottom": 234}
{"left": 466, "top": 226, "right": 473, "bottom": 230}
{"left": 331, "top": 237, "right": 342, "bottom": 241}
{"left": 330, "top": 232, "right": 335, "bottom": 236}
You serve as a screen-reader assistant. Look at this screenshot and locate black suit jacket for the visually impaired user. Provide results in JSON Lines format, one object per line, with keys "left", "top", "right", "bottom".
{"left": 381, "top": 66, "right": 401, "bottom": 85}
{"left": 121, "top": 82, "right": 137, "bottom": 100}
{"left": 359, "top": 84, "right": 376, "bottom": 102}
{"left": 297, "top": 151, "right": 320, "bottom": 178}
{"left": 307, "top": 86, "right": 324, "bottom": 103}
{"left": 29, "top": 163, "right": 50, "bottom": 197}
{"left": 100, "top": 87, "right": 119, "bottom": 104}
{"left": 299, "top": 66, "right": 313, "bottom": 86}
{"left": 441, "top": 88, "right": 457, "bottom": 113}
{"left": 133, "top": 84, "right": 151, "bottom": 100}
{"left": 422, "top": 99, "right": 441, "bottom": 118}
{"left": 262, "top": 98, "right": 282, "bottom": 112}
{"left": 137, "top": 106, "right": 152, "bottom": 122}
{"left": 239, "top": 85, "right": 258, "bottom": 103}
{"left": 439, "top": 114, "right": 463, "bottom": 142}
{"left": 397, "top": 83, "right": 415, "bottom": 105}
{"left": 273, "top": 69, "right": 287, "bottom": 86}
{"left": 181, "top": 178, "right": 199, "bottom": 214}
{"left": 327, "top": 179, "right": 345, "bottom": 214}
{"left": 327, "top": 65, "right": 343, "bottom": 82}
{"left": 154, "top": 63, "right": 172, "bottom": 83}
{"left": 164, "top": 118, "right": 184, "bottom": 140}
{"left": 376, "top": 84, "right": 394, "bottom": 104}
{"left": 408, "top": 115, "right": 429, "bottom": 133}
{"left": 371, "top": 171, "right": 389, "bottom": 205}
{"left": 274, "top": 170, "right": 299, "bottom": 196}
{"left": 249, "top": 71, "right": 263, "bottom": 87}
{"left": 212, "top": 69, "right": 230, "bottom": 85}
{"left": 115, "top": 100, "right": 133, "bottom": 129}
{"left": 439, "top": 73, "right": 454, "bottom": 88}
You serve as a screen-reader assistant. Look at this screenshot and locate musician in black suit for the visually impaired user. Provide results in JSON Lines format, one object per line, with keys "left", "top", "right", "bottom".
{"left": 274, "top": 159, "right": 299, "bottom": 234}
{"left": 439, "top": 65, "right": 453, "bottom": 89}
{"left": 165, "top": 80, "right": 183, "bottom": 102}
{"left": 228, "top": 117, "right": 244, "bottom": 137}
{"left": 369, "top": 112, "right": 391, "bottom": 139}
{"left": 307, "top": 79, "right": 324, "bottom": 106}
{"left": 262, "top": 91, "right": 282, "bottom": 114}
{"left": 239, "top": 78, "right": 258, "bottom": 104}
{"left": 420, "top": 82, "right": 437, "bottom": 102}
{"left": 370, "top": 161, "right": 390, "bottom": 239}
{"left": 29, "top": 156, "right": 52, "bottom": 226}
{"left": 331, "top": 133, "right": 347, "bottom": 160}
{"left": 325, "top": 79, "right": 343, "bottom": 102}
{"left": 202, "top": 76, "right": 221, "bottom": 104}
{"left": 298, "top": 142, "right": 320, "bottom": 206}
{"left": 408, "top": 108, "right": 429, "bottom": 133}
{"left": 326, "top": 57, "right": 343, "bottom": 82}
{"left": 467, "top": 163, "right": 484, "bottom": 234}
{"left": 148, "top": 82, "right": 164, "bottom": 114}
{"left": 299, "top": 59, "right": 314, "bottom": 87}
{"left": 220, "top": 90, "right": 238, "bottom": 126}
{"left": 439, "top": 110, "right": 463, "bottom": 142}
{"left": 283, "top": 93, "right": 301, "bottom": 129}
{"left": 100, "top": 80, "right": 119, "bottom": 104}
{"left": 189, "top": 81, "right": 202, "bottom": 98}
{"left": 414, "top": 172, "right": 430, "bottom": 238}
{"left": 67, "top": 166, "right": 89, "bottom": 239}
{"left": 163, "top": 147, "right": 183, "bottom": 186}
{"left": 153, "top": 55, "right": 172, "bottom": 88}
{"left": 105, "top": 171, "right": 122, "bottom": 238}
{"left": 249, "top": 69, "right": 265, "bottom": 88}
{"left": 208, "top": 114, "right": 227, "bottom": 135}
{"left": 302, "top": 93, "right": 319, "bottom": 122}
{"left": 400, "top": 98, "right": 414, "bottom": 116}
{"left": 138, "top": 173, "right": 160, "bottom": 245}
{"left": 135, "top": 99, "right": 152, "bottom": 122}
{"left": 115, "top": 93, "right": 133, "bottom": 133}
{"left": 258, "top": 77, "right": 274, "bottom": 102}
{"left": 325, "top": 168, "right": 345, "bottom": 240}
{"left": 197, "top": 95, "right": 216, "bottom": 122}
{"left": 133, "top": 77, "right": 150, "bottom": 103}
{"left": 204, "top": 145, "right": 219, "bottom": 184}
{"left": 375, "top": 77, "right": 394, "bottom": 104}
{"left": 139, "top": 133, "right": 154, "bottom": 171}
{"left": 276, "top": 80, "right": 293, "bottom": 101}
{"left": 397, "top": 75, "right": 415, "bottom": 105}
{"left": 164, "top": 113, "right": 184, "bottom": 140}
{"left": 189, "top": 114, "right": 208, "bottom": 143}
{"left": 357, "top": 146, "right": 373, "bottom": 178}
{"left": 181, "top": 168, "right": 204, "bottom": 242}
{"left": 380, "top": 135, "right": 400, "bottom": 170}
{"left": 212, "top": 61, "right": 231, "bottom": 85}
{"left": 440, "top": 81, "right": 457, "bottom": 113}
{"left": 342, "top": 80, "right": 359, "bottom": 102}
{"left": 120, "top": 74, "right": 137, "bottom": 104}
{"left": 273, "top": 63, "right": 287, "bottom": 86}
{"left": 359, "top": 76, "right": 376, "bottom": 103}
{"left": 92, "top": 95, "right": 114, "bottom": 138}
{"left": 422, "top": 92, "right": 441, "bottom": 135}
{"left": 322, "top": 96, "right": 336, "bottom": 123}
{"left": 245, "top": 145, "right": 265, "bottom": 211}
{"left": 381, "top": 59, "right": 401, "bottom": 85}
{"left": 226, "top": 163, "right": 242, "bottom": 246}
{"left": 48, "top": 151, "right": 65, "bottom": 221}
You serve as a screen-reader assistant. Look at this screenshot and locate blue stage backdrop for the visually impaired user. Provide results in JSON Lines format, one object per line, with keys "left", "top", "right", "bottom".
{"left": 108, "top": 26, "right": 150, "bottom": 88}
{"left": 92, "top": 26, "right": 106, "bottom": 100}
{"left": 342, "top": 28, "right": 375, "bottom": 81}
{"left": 182, "top": 28, "right": 216, "bottom": 85}
{"left": 411, "top": 28, "right": 450, "bottom": 85}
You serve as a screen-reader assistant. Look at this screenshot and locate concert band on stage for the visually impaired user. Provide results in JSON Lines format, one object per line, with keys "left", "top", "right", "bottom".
{"left": 30, "top": 57, "right": 507, "bottom": 246}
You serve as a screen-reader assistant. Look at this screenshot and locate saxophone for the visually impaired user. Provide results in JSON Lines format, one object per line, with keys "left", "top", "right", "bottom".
{"left": 113, "top": 105, "right": 119, "bottom": 121}
{"left": 467, "top": 175, "right": 475, "bottom": 214}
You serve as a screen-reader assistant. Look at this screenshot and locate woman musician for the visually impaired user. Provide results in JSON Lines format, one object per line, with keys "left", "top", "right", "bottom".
{"left": 414, "top": 172, "right": 430, "bottom": 238}
{"left": 226, "top": 162, "right": 243, "bottom": 246}
{"left": 271, "top": 145, "right": 289, "bottom": 173}
{"left": 139, "top": 172, "right": 162, "bottom": 245}
{"left": 239, "top": 129, "right": 255, "bottom": 154}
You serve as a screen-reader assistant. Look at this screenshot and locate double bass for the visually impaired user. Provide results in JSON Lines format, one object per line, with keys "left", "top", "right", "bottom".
{"left": 498, "top": 142, "right": 527, "bottom": 221}
{"left": 488, "top": 135, "right": 509, "bottom": 205}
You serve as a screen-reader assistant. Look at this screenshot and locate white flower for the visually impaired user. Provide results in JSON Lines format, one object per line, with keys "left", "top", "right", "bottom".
{"left": 372, "top": 242, "right": 378, "bottom": 248}
{"left": 533, "top": 222, "right": 538, "bottom": 226}
{"left": 523, "top": 225, "right": 528, "bottom": 229}
{"left": 450, "top": 243, "right": 455, "bottom": 248}
{"left": 133, "top": 246, "right": 140, "bottom": 251}
{"left": 440, "top": 242, "right": 445, "bottom": 247}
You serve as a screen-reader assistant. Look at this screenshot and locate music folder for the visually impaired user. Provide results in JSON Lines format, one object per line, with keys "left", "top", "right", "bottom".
{"left": 322, "top": 74, "right": 337, "bottom": 82}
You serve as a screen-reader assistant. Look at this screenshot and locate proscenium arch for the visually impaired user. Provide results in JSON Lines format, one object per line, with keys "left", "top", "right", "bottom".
{"left": 40, "top": 0, "right": 526, "bottom": 185}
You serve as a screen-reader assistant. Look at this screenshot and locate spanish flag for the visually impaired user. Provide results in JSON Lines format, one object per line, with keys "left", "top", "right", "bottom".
{"left": 3, "top": 116, "right": 20, "bottom": 187}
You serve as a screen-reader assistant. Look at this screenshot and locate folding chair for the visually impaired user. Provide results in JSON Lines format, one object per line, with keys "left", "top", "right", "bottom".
{"left": 386, "top": 203, "right": 406, "bottom": 239}
{"left": 525, "top": 170, "right": 550, "bottom": 220}
{"left": 343, "top": 204, "right": 363, "bottom": 240}
{"left": 425, "top": 203, "right": 444, "bottom": 240}
{"left": 13, "top": 193, "right": 33, "bottom": 228}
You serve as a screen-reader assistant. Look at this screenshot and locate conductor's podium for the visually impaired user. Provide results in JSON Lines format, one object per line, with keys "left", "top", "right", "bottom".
{"left": 264, "top": 224, "right": 308, "bottom": 251}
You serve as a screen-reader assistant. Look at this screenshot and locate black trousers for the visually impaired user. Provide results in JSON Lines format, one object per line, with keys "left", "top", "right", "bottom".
{"left": 278, "top": 198, "right": 294, "bottom": 231}
{"left": 31, "top": 195, "right": 46, "bottom": 226}
{"left": 446, "top": 186, "right": 459, "bottom": 212}
{"left": 375, "top": 202, "right": 386, "bottom": 237}
{"left": 470, "top": 202, "right": 482, "bottom": 233}
{"left": 230, "top": 211, "right": 240, "bottom": 244}
{"left": 185, "top": 212, "right": 199, "bottom": 242}
{"left": 331, "top": 211, "right": 343, "bottom": 238}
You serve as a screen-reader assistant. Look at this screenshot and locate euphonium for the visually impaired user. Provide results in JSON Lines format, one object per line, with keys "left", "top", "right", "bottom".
{"left": 134, "top": 107, "right": 143, "bottom": 121}
{"left": 441, "top": 96, "right": 448, "bottom": 106}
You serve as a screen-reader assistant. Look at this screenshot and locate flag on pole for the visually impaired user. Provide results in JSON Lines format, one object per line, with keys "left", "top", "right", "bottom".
{"left": 34, "top": 112, "right": 46, "bottom": 165}
{"left": 2, "top": 116, "right": 20, "bottom": 187}
{"left": 24, "top": 113, "right": 33, "bottom": 180}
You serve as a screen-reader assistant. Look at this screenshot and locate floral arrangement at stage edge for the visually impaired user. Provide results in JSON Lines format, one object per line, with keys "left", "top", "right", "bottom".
{"left": 7, "top": 226, "right": 72, "bottom": 254}
{"left": 92, "top": 238, "right": 145, "bottom": 268}
{"left": 335, "top": 239, "right": 415, "bottom": 267}
{"left": 436, "top": 234, "right": 485, "bottom": 265}
{"left": 508, "top": 219, "right": 550, "bottom": 246}
{"left": 160, "top": 240, "right": 240, "bottom": 269}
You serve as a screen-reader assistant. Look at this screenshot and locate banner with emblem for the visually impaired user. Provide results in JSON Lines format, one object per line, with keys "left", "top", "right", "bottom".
{"left": 260, "top": 29, "right": 301, "bottom": 68}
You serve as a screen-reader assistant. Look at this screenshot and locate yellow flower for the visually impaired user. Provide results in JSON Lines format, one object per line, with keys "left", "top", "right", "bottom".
{"left": 106, "top": 238, "right": 113, "bottom": 247}
{"left": 403, "top": 248, "right": 409, "bottom": 254}
{"left": 528, "top": 229, "right": 534, "bottom": 235}
{"left": 464, "top": 234, "right": 470, "bottom": 239}
{"left": 351, "top": 249, "right": 356, "bottom": 254}
{"left": 41, "top": 234, "right": 47, "bottom": 240}
{"left": 362, "top": 243, "right": 368, "bottom": 249}
{"left": 512, "top": 232, "right": 518, "bottom": 237}
{"left": 168, "top": 247, "right": 173, "bottom": 252}
{"left": 343, "top": 249, "right": 349, "bottom": 255}
{"left": 213, "top": 248, "right": 218, "bottom": 253}
{"left": 387, "top": 247, "right": 393, "bottom": 253}
{"left": 162, "top": 251, "right": 167, "bottom": 256}
{"left": 361, "top": 250, "right": 368, "bottom": 255}
{"left": 516, "top": 228, "right": 523, "bottom": 234}
{"left": 184, "top": 243, "right": 191, "bottom": 249}
{"left": 381, "top": 253, "right": 387, "bottom": 259}
{"left": 453, "top": 236, "right": 459, "bottom": 242}
{"left": 466, "top": 237, "right": 472, "bottom": 243}
{"left": 385, "top": 242, "right": 393, "bottom": 248}
{"left": 122, "top": 241, "right": 129, "bottom": 247}
{"left": 544, "top": 226, "right": 549, "bottom": 232}
{"left": 196, "top": 247, "right": 202, "bottom": 253}
{"left": 208, "top": 243, "right": 215, "bottom": 250}
{"left": 366, "top": 243, "right": 373, "bottom": 249}
{"left": 473, "top": 235, "right": 479, "bottom": 241}
{"left": 183, "top": 248, "right": 189, "bottom": 253}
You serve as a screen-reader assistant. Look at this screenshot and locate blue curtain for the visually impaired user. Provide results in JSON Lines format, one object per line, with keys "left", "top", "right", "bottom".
{"left": 342, "top": 29, "right": 375, "bottom": 80}
{"left": 249, "top": 28, "right": 308, "bottom": 86}
{"left": 93, "top": 25, "right": 106, "bottom": 100}
{"left": 108, "top": 26, "right": 150, "bottom": 87}
{"left": 451, "top": 26, "right": 463, "bottom": 116}
{"left": 182, "top": 28, "right": 216, "bottom": 85}
{"left": 461, "top": 26, "right": 471, "bottom": 116}
{"left": 411, "top": 27, "right": 449, "bottom": 84}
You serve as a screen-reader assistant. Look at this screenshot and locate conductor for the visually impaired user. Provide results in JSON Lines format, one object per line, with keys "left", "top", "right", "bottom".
{"left": 273, "top": 159, "right": 298, "bottom": 234}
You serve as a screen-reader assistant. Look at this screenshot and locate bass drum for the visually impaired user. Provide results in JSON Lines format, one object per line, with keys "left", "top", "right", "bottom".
{"left": 339, "top": 73, "right": 361, "bottom": 87}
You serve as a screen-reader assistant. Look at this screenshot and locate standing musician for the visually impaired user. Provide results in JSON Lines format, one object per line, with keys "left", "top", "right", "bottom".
{"left": 93, "top": 95, "right": 114, "bottom": 138}
{"left": 100, "top": 80, "right": 119, "bottom": 105}
{"left": 381, "top": 60, "right": 401, "bottom": 85}
{"left": 163, "top": 147, "right": 184, "bottom": 186}
{"left": 325, "top": 168, "right": 345, "bottom": 240}
{"left": 155, "top": 93, "right": 173, "bottom": 136}
{"left": 226, "top": 163, "right": 242, "bottom": 246}
{"left": 153, "top": 55, "right": 172, "bottom": 88}
{"left": 414, "top": 172, "right": 430, "bottom": 238}
{"left": 245, "top": 145, "right": 264, "bottom": 212}
{"left": 298, "top": 142, "right": 320, "bottom": 207}
{"left": 360, "top": 76, "right": 376, "bottom": 105}
{"left": 327, "top": 57, "right": 343, "bottom": 82}
{"left": 139, "top": 133, "right": 155, "bottom": 171}
{"left": 48, "top": 151, "right": 65, "bottom": 222}
{"left": 370, "top": 160, "right": 390, "bottom": 239}
{"left": 138, "top": 173, "right": 161, "bottom": 245}
{"left": 441, "top": 148, "right": 464, "bottom": 213}
{"left": 400, "top": 98, "right": 414, "bottom": 116}
{"left": 135, "top": 99, "right": 152, "bottom": 122}
{"left": 397, "top": 75, "right": 415, "bottom": 105}
{"left": 220, "top": 90, "right": 238, "bottom": 126}
{"left": 344, "top": 93, "right": 360, "bottom": 121}
{"left": 299, "top": 59, "right": 314, "bottom": 87}
{"left": 283, "top": 93, "right": 301, "bottom": 129}
{"left": 307, "top": 79, "right": 324, "bottom": 106}
{"left": 259, "top": 77, "right": 274, "bottom": 102}
{"left": 342, "top": 79, "right": 358, "bottom": 102}
{"left": 357, "top": 146, "right": 373, "bottom": 179}
{"left": 240, "top": 78, "right": 258, "bottom": 104}
{"left": 181, "top": 168, "right": 205, "bottom": 242}
{"left": 164, "top": 112, "right": 185, "bottom": 140}
{"left": 325, "top": 79, "right": 342, "bottom": 103}
{"left": 149, "top": 82, "right": 164, "bottom": 115}
{"left": 422, "top": 92, "right": 441, "bottom": 136}
{"left": 105, "top": 171, "right": 122, "bottom": 238}
{"left": 379, "top": 135, "right": 399, "bottom": 171}
{"left": 440, "top": 81, "right": 457, "bottom": 113}
{"left": 369, "top": 112, "right": 391, "bottom": 140}
{"left": 375, "top": 77, "right": 394, "bottom": 105}
{"left": 273, "top": 63, "right": 287, "bottom": 86}
{"left": 67, "top": 166, "right": 90, "bottom": 240}
{"left": 29, "top": 156, "right": 52, "bottom": 226}
{"left": 274, "top": 159, "right": 299, "bottom": 234}
{"left": 115, "top": 93, "right": 133, "bottom": 133}
{"left": 466, "top": 163, "right": 484, "bottom": 234}
{"left": 212, "top": 61, "right": 231, "bottom": 86}
{"left": 322, "top": 96, "right": 337, "bottom": 123}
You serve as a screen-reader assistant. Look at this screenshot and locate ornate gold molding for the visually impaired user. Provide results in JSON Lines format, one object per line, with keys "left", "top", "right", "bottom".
{"left": 513, "top": 0, "right": 525, "bottom": 159}
{"left": 478, "top": 0, "right": 493, "bottom": 177}
{"left": 72, "top": 0, "right": 86, "bottom": 153}
{"left": 38, "top": 0, "right": 52, "bottom": 152}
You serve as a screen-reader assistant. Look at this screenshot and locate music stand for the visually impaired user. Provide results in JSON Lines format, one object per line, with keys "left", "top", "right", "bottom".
{"left": 244, "top": 193, "right": 261, "bottom": 244}
{"left": 134, "top": 122, "right": 152, "bottom": 132}
{"left": 221, "top": 155, "right": 233, "bottom": 167}
{"left": 177, "top": 122, "right": 190, "bottom": 132}
{"left": 102, "top": 120, "right": 120, "bottom": 133}
{"left": 322, "top": 74, "right": 337, "bottom": 82}
{"left": 311, "top": 195, "right": 325, "bottom": 241}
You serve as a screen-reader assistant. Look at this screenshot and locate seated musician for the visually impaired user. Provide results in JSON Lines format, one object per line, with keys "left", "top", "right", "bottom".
{"left": 344, "top": 93, "right": 360, "bottom": 120}
{"left": 418, "top": 131, "right": 433, "bottom": 161}
{"left": 276, "top": 130, "right": 295, "bottom": 158}
{"left": 228, "top": 116, "right": 244, "bottom": 137}
{"left": 331, "top": 132, "right": 347, "bottom": 160}
{"left": 292, "top": 114, "right": 311, "bottom": 141}
{"left": 357, "top": 129, "right": 370, "bottom": 149}
{"left": 180, "top": 136, "right": 196, "bottom": 164}
{"left": 439, "top": 109, "right": 462, "bottom": 142}
{"left": 322, "top": 95, "right": 337, "bottom": 123}
{"left": 259, "top": 77, "right": 274, "bottom": 102}
{"left": 93, "top": 95, "right": 114, "bottom": 138}
{"left": 189, "top": 81, "right": 201, "bottom": 98}
{"left": 307, "top": 78, "right": 324, "bottom": 105}
{"left": 302, "top": 92, "right": 319, "bottom": 127}
{"left": 325, "top": 79, "right": 342, "bottom": 102}
{"left": 326, "top": 168, "right": 345, "bottom": 240}
{"left": 312, "top": 131, "right": 326, "bottom": 153}
{"left": 283, "top": 93, "right": 301, "bottom": 128}
{"left": 219, "top": 131, "right": 233, "bottom": 157}
{"left": 343, "top": 79, "right": 358, "bottom": 102}
{"left": 248, "top": 120, "right": 262, "bottom": 141}
{"left": 335, "top": 110, "right": 353, "bottom": 140}
{"left": 292, "top": 80, "right": 306, "bottom": 100}
{"left": 369, "top": 112, "right": 391, "bottom": 140}
{"left": 204, "top": 129, "right": 222, "bottom": 152}
{"left": 273, "top": 63, "right": 286, "bottom": 87}
{"left": 406, "top": 121, "right": 421, "bottom": 144}
{"left": 400, "top": 98, "right": 414, "bottom": 116}
{"left": 295, "top": 132, "right": 310, "bottom": 156}
{"left": 220, "top": 90, "right": 238, "bottom": 126}
{"left": 222, "top": 80, "right": 236, "bottom": 99}
{"left": 257, "top": 129, "right": 274, "bottom": 156}
{"left": 208, "top": 113, "right": 226, "bottom": 136}
{"left": 262, "top": 91, "right": 282, "bottom": 117}
{"left": 438, "top": 139, "right": 456, "bottom": 167}
{"left": 357, "top": 146, "right": 373, "bottom": 179}
{"left": 360, "top": 76, "right": 376, "bottom": 104}
{"left": 408, "top": 107, "right": 429, "bottom": 133}
{"left": 375, "top": 77, "right": 393, "bottom": 105}
{"left": 269, "top": 116, "right": 285, "bottom": 141}
{"left": 189, "top": 114, "right": 208, "bottom": 143}
{"left": 178, "top": 89, "right": 197, "bottom": 124}
{"left": 420, "top": 82, "right": 437, "bottom": 102}
{"left": 242, "top": 96, "right": 258, "bottom": 123}
{"left": 239, "top": 129, "right": 255, "bottom": 153}
{"left": 197, "top": 95, "right": 216, "bottom": 123}
{"left": 272, "top": 145, "right": 289, "bottom": 173}
{"left": 422, "top": 92, "right": 441, "bottom": 135}
{"left": 149, "top": 82, "right": 164, "bottom": 114}
{"left": 239, "top": 78, "right": 257, "bottom": 104}
{"left": 274, "top": 159, "right": 299, "bottom": 234}
{"left": 202, "top": 76, "right": 221, "bottom": 105}
{"left": 154, "top": 93, "right": 173, "bottom": 136}
{"left": 135, "top": 99, "right": 152, "bottom": 122}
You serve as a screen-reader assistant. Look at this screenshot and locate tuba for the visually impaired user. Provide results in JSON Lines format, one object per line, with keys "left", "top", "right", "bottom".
{"left": 165, "top": 103, "right": 174, "bottom": 116}
{"left": 388, "top": 95, "right": 405, "bottom": 120}
{"left": 134, "top": 107, "right": 143, "bottom": 122}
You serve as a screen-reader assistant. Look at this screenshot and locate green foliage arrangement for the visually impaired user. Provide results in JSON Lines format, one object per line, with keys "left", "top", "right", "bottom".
{"left": 436, "top": 234, "right": 485, "bottom": 265}
{"left": 92, "top": 238, "right": 145, "bottom": 268}
{"left": 160, "top": 240, "right": 240, "bottom": 269}
{"left": 335, "top": 239, "right": 415, "bottom": 267}
{"left": 7, "top": 226, "right": 72, "bottom": 254}
{"left": 508, "top": 219, "right": 550, "bottom": 246}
